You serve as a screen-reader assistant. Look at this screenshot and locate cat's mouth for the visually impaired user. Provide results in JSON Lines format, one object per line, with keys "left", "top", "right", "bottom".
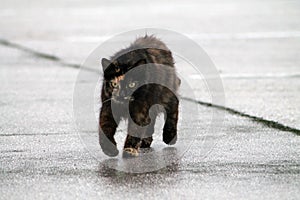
{"left": 112, "top": 96, "right": 135, "bottom": 103}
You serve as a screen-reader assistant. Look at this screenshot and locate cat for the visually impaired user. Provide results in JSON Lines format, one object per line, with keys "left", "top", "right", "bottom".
{"left": 99, "top": 35, "right": 180, "bottom": 157}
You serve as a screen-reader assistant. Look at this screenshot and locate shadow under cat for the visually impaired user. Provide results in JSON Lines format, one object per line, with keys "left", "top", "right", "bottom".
{"left": 98, "top": 147, "right": 179, "bottom": 176}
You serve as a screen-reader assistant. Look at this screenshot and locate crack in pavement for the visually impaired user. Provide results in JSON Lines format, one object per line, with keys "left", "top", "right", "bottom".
{"left": 0, "top": 38, "right": 98, "bottom": 73}
{"left": 0, "top": 37, "right": 299, "bottom": 136}
{"left": 182, "top": 97, "right": 300, "bottom": 136}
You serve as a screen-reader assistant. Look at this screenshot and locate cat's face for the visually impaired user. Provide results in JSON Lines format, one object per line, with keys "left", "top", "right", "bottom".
{"left": 102, "top": 58, "right": 144, "bottom": 104}
{"left": 108, "top": 75, "right": 140, "bottom": 103}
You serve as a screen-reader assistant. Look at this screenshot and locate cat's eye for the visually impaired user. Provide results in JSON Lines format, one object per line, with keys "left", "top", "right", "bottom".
{"left": 128, "top": 82, "right": 136, "bottom": 88}
{"left": 110, "top": 82, "right": 118, "bottom": 88}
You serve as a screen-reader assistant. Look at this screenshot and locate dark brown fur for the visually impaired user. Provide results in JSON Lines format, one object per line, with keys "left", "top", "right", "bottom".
{"left": 99, "top": 35, "right": 180, "bottom": 157}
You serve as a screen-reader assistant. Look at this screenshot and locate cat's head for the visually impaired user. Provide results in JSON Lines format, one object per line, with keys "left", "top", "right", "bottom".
{"left": 101, "top": 58, "right": 146, "bottom": 104}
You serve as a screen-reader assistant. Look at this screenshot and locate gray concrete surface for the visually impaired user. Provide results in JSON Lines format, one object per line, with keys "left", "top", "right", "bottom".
{"left": 1, "top": 0, "right": 299, "bottom": 129}
{"left": 0, "top": 0, "right": 299, "bottom": 199}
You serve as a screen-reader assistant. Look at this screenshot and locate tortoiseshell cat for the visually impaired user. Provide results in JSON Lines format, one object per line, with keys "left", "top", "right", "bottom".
{"left": 99, "top": 35, "right": 180, "bottom": 157}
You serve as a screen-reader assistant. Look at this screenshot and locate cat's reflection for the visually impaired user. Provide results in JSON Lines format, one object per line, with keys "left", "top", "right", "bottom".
{"left": 97, "top": 147, "right": 179, "bottom": 184}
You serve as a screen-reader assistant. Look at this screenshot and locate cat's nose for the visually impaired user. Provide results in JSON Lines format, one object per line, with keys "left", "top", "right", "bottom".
{"left": 120, "top": 90, "right": 125, "bottom": 97}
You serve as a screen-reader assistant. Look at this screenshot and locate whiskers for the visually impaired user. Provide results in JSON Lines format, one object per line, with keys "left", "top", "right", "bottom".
{"left": 101, "top": 97, "right": 126, "bottom": 105}
{"left": 102, "top": 98, "right": 112, "bottom": 104}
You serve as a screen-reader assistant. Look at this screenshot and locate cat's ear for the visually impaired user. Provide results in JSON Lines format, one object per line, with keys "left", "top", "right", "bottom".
{"left": 101, "top": 58, "right": 112, "bottom": 71}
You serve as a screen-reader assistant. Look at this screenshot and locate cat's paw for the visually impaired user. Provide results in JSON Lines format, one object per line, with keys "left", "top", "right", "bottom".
{"left": 140, "top": 137, "right": 153, "bottom": 148}
{"left": 100, "top": 139, "right": 119, "bottom": 157}
{"left": 163, "top": 134, "right": 177, "bottom": 145}
{"left": 102, "top": 146, "right": 119, "bottom": 157}
{"left": 122, "top": 148, "right": 139, "bottom": 158}
{"left": 101, "top": 145, "right": 119, "bottom": 157}
{"left": 99, "top": 133, "right": 119, "bottom": 157}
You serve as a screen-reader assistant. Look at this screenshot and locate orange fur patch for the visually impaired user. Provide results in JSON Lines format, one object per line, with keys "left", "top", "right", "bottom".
{"left": 114, "top": 75, "right": 124, "bottom": 83}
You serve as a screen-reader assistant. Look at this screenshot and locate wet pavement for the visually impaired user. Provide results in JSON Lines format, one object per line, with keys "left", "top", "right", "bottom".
{"left": 0, "top": 0, "right": 300, "bottom": 199}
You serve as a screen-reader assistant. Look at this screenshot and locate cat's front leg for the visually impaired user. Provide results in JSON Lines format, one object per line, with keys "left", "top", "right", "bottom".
{"left": 123, "top": 120, "right": 143, "bottom": 157}
{"left": 99, "top": 105, "right": 120, "bottom": 157}
{"left": 163, "top": 97, "right": 179, "bottom": 145}
{"left": 140, "top": 115, "right": 157, "bottom": 148}
{"left": 123, "top": 116, "right": 150, "bottom": 157}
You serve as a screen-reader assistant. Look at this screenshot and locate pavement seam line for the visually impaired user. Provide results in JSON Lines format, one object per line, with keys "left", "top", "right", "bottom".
{"left": 181, "top": 97, "right": 300, "bottom": 136}
{"left": 0, "top": 38, "right": 98, "bottom": 73}
{"left": 1, "top": 38, "right": 299, "bottom": 136}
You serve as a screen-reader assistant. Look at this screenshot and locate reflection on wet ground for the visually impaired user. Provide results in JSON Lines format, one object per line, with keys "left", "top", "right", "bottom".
{"left": 98, "top": 147, "right": 179, "bottom": 174}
